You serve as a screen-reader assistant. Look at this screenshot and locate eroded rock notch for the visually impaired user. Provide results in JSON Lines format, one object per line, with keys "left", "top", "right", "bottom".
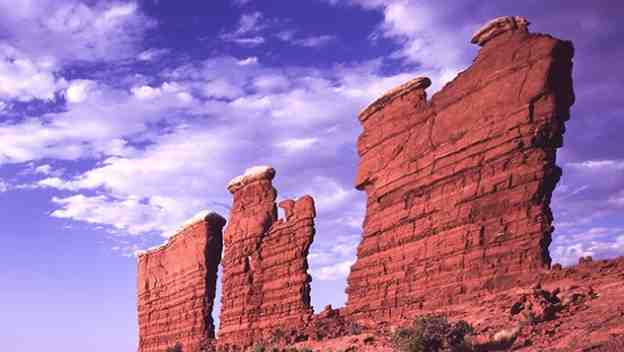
{"left": 345, "top": 16, "right": 575, "bottom": 324}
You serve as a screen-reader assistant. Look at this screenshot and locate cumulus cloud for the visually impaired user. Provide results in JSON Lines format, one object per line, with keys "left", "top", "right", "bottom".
{"left": 551, "top": 227, "right": 624, "bottom": 266}
{"left": 65, "top": 79, "right": 97, "bottom": 104}
{"left": 12, "top": 52, "right": 421, "bottom": 243}
{"left": 311, "top": 259, "right": 356, "bottom": 280}
{"left": 309, "top": 234, "right": 359, "bottom": 280}
{"left": 39, "top": 124, "right": 249, "bottom": 236}
{"left": 0, "top": 0, "right": 154, "bottom": 63}
{"left": 327, "top": 0, "right": 476, "bottom": 90}
{"left": 0, "top": 44, "right": 67, "bottom": 101}
{"left": 51, "top": 194, "right": 171, "bottom": 235}
{"left": 0, "top": 81, "right": 196, "bottom": 164}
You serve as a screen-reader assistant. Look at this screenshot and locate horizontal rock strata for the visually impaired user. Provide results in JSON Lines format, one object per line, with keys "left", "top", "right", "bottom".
{"left": 218, "top": 166, "right": 316, "bottom": 349}
{"left": 345, "top": 18, "right": 575, "bottom": 324}
{"left": 137, "top": 212, "right": 226, "bottom": 352}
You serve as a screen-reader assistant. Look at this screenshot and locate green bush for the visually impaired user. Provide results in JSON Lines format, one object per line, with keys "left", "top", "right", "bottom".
{"left": 392, "top": 315, "right": 474, "bottom": 352}
{"left": 253, "top": 343, "right": 266, "bottom": 352}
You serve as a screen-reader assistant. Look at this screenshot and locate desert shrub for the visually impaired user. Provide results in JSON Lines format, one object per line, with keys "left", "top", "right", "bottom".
{"left": 270, "top": 328, "right": 285, "bottom": 344}
{"left": 392, "top": 315, "right": 474, "bottom": 352}
{"left": 167, "top": 342, "right": 183, "bottom": 352}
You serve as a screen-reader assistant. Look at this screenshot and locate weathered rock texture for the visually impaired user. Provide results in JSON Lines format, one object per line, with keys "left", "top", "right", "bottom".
{"left": 346, "top": 16, "right": 575, "bottom": 323}
{"left": 218, "top": 166, "right": 316, "bottom": 349}
{"left": 292, "top": 257, "right": 624, "bottom": 352}
{"left": 137, "top": 212, "right": 226, "bottom": 352}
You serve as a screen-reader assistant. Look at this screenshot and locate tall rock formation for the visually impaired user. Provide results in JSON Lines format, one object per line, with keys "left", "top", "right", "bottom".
{"left": 218, "top": 166, "right": 316, "bottom": 349}
{"left": 345, "top": 16, "right": 575, "bottom": 324}
{"left": 137, "top": 212, "right": 226, "bottom": 352}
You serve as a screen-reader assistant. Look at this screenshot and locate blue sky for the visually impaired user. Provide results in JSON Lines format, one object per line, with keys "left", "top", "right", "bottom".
{"left": 1, "top": 1, "right": 623, "bottom": 351}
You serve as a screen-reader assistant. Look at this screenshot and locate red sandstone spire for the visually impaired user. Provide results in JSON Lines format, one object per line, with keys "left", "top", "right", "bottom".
{"left": 137, "top": 212, "right": 226, "bottom": 352}
{"left": 218, "top": 166, "right": 316, "bottom": 349}
{"left": 345, "top": 16, "right": 574, "bottom": 324}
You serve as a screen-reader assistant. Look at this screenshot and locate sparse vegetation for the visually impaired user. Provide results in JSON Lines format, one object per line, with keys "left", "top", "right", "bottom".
{"left": 166, "top": 342, "right": 183, "bottom": 352}
{"left": 392, "top": 315, "right": 475, "bottom": 352}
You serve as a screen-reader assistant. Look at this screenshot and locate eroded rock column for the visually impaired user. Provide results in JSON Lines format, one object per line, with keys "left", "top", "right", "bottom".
{"left": 218, "top": 166, "right": 315, "bottom": 349}
{"left": 345, "top": 16, "right": 575, "bottom": 324}
{"left": 137, "top": 212, "right": 226, "bottom": 352}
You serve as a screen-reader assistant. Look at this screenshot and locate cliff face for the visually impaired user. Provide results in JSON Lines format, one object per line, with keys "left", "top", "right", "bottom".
{"left": 217, "top": 166, "right": 316, "bottom": 349}
{"left": 345, "top": 17, "right": 575, "bottom": 324}
{"left": 135, "top": 15, "right": 591, "bottom": 351}
{"left": 137, "top": 213, "right": 226, "bottom": 352}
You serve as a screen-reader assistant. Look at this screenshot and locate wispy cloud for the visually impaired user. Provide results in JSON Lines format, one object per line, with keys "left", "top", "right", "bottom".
{"left": 221, "top": 12, "right": 267, "bottom": 47}
{"left": 0, "top": 178, "right": 9, "bottom": 192}
{"left": 137, "top": 48, "right": 170, "bottom": 61}
{"left": 276, "top": 138, "right": 319, "bottom": 152}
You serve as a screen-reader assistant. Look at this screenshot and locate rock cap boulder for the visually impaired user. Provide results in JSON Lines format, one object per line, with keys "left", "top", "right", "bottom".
{"left": 471, "top": 16, "right": 530, "bottom": 46}
{"left": 359, "top": 77, "right": 431, "bottom": 121}
{"left": 135, "top": 210, "right": 226, "bottom": 257}
{"left": 227, "top": 165, "right": 276, "bottom": 193}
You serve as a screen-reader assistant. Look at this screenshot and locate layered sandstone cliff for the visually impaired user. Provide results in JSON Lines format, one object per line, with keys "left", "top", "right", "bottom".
{"left": 217, "top": 166, "right": 316, "bottom": 349}
{"left": 345, "top": 16, "right": 575, "bottom": 323}
{"left": 137, "top": 212, "right": 226, "bottom": 352}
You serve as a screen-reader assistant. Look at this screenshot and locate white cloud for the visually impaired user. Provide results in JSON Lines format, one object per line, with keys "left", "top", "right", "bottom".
{"left": 221, "top": 12, "right": 266, "bottom": 46}
{"left": 235, "top": 12, "right": 264, "bottom": 34}
{"left": 294, "top": 35, "right": 336, "bottom": 48}
{"left": 0, "top": 179, "right": 8, "bottom": 192}
{"left": 228, "top": 37, "right": 266, "bottom": 46}
{"left": 0, "top": 80, "right": 202, "bottom": 164}
{"left": 276, "top": 138, "right": 319, "bottom": 152}
{"left": 327, "top": 0, "right": 475, "bottom": 90}
{"left": 304, "top": 176, "right": 358, "bottom": 212}
{"left": 201, "top": 79, "right": 245, "bottom": 99}
{"left": 65, "top": 79, "right": 97, "bottom": 104}
{"left": 238, "top": 57, "right": 258, "bottom": 66}
{"left": 608, "top": 190, "right": 624, "bottom": 207}
{"left": 10, "top": 54, "right": 426, "bottom": 238}
{"left": 233, "top": 0, "right": 253, "bottom": 6}
{"left": 38, "top": 125, "right": 247, "bottom": 236}
{"left": 311, "top": 259, "right": 355, "bottom": 280}
{"left": 131, "top": 85, "right": 163, "bottom": 100}
{"left": 0, "top": 0, "right": 154, "bottom": 63}
{"left": 253, "top": 74, "right": 291, "bottom": 92}
{"left": 51, "top": 194, "right": 170, "bottom": 235}
{"left": 568, "top": 160, "right": 624, "bottom": 171}
{"left": 552, "top": 234, "right": 624, "bottom": 266}
{"left": 0, "top": 44, "right": 66, "bottom": 101}
{"left": 137, "top": 48, "right": 170, "bottom": 61}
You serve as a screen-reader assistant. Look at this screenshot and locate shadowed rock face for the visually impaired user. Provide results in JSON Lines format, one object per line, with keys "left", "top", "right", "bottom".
{"left": 346, "top": 19, "right": 575, "bottom": 324}
{"left": 137, "top": 213, "right": 226, "bottom": 352}
{"left": 218, "top": 166, "right": 316, "bottom": 349}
